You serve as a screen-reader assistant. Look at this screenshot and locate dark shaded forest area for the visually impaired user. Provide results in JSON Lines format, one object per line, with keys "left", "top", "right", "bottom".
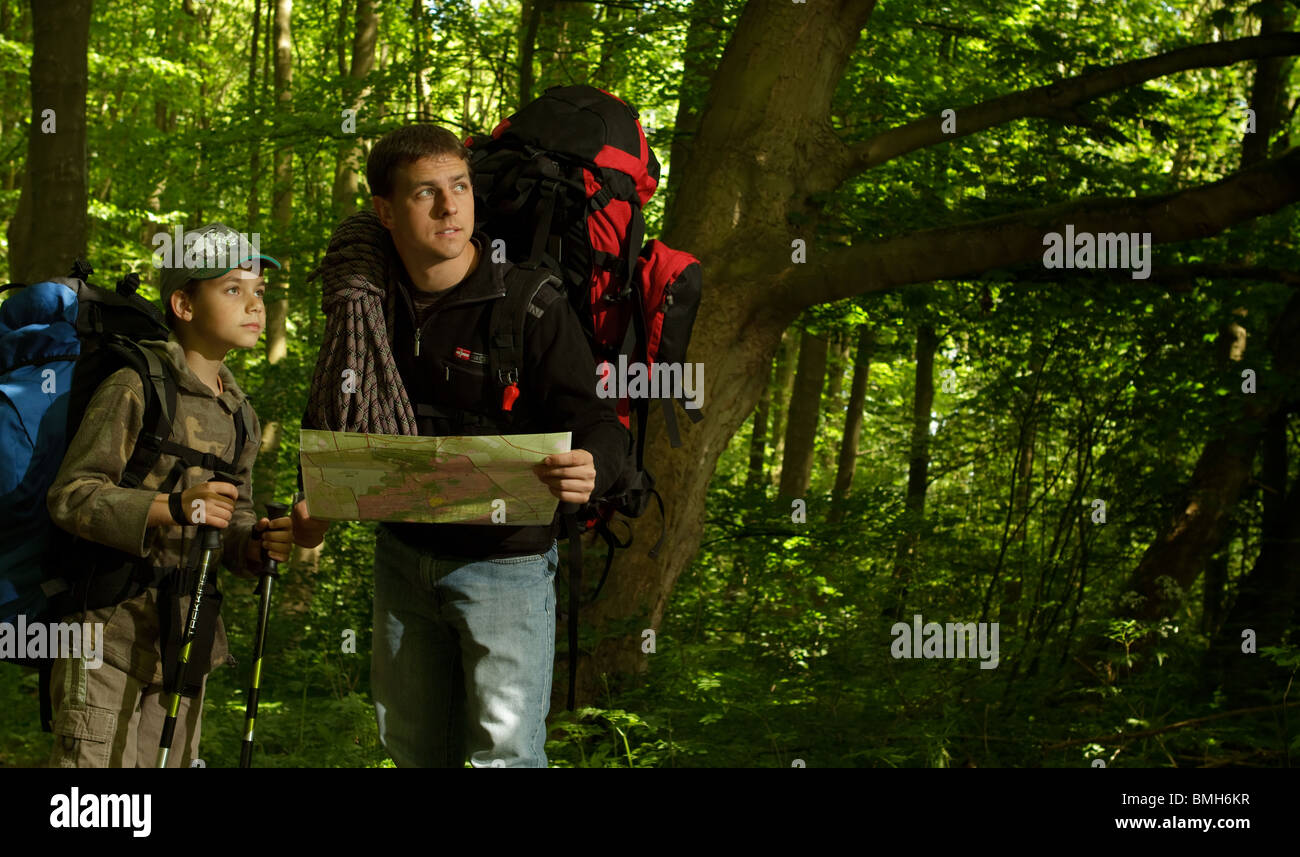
{"left": 2, "top": 0, "right": 1298, "bottom": 768}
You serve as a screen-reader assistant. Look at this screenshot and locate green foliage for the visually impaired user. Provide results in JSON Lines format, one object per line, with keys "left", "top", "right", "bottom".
{"left": 2, "top": 0, "right": 1298, "bottom": 768}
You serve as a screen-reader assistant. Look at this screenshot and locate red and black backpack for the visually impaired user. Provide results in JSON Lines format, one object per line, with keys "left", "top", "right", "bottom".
{"left": 466, "top": 85, "right": 704, "bottom": 708}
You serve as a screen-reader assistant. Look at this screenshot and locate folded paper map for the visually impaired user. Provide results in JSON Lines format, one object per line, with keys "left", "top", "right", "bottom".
{"left": 299, "top": 429, "right": 572, "bottom": 525}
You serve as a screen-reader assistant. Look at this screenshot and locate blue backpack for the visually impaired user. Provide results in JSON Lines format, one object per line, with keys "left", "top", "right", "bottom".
{"left": 0, "top": 276, "right": 80, "bottom": 632}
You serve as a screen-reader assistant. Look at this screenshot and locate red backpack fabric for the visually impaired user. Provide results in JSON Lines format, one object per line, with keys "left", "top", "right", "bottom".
{"left": 468, "top": 85, "right": 704, "bottom": 709}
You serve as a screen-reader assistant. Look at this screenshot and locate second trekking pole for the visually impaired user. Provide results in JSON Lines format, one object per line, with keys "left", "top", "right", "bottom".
{"left": 156, "top": 474, "right": 239, "bottom": 768}
{"left": 239, "top": 500, "right": 289, "bottom": 768}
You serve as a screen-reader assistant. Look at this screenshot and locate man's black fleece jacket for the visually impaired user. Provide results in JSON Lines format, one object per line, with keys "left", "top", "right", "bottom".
{"left": 301, "top": 230, "right": 630, "bottom": 559}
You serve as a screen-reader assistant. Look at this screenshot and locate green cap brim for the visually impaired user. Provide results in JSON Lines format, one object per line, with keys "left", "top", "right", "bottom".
{"left": 186, "top": 254, "right": 282, "bottom": 280}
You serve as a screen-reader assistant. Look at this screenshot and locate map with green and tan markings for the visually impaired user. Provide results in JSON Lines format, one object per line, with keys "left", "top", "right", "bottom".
{"left": 299, "top": 429, "right": 571, "bottom": 525}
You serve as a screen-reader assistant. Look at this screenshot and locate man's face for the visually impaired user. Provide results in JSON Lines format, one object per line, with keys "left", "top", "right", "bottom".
{"left": 373, "top": 154, "right": 474, "bottom": 266}
{"left": 173, "top": 266, "right": 265, "bottom": 350}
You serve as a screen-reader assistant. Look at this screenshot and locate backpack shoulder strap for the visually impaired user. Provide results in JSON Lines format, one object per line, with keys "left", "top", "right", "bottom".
{"left": 233, "top": 399, "right": 252, "bottom": 462}
{"left": 488, "top": 265, "right": 563, "bottom": 413}
{"left": 118, "top": 341, "right": 176, "bottom": 490}
{"left": 120, "top": 342, "right": 244, "bottom": 489}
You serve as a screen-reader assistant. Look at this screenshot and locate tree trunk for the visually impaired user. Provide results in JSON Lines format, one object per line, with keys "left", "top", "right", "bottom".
{"left": 517, "top": 0, "right": 544, "bottom": 110}
{"left": 7, "top": 0, "right": 91, "bottom": 284}
{"left": 819, "top": 331, "right": 850, "bottom": 473}
{"left": 247, "top": 0, "right": 262, "bottom": 230}
{"left": 824, "top": 331, "right": 848, "bottom": 408}
{"left": 745, "top": 363, "right": 771, "bottom": 491}
{"left": 891, "top": 322, "right": 938, "bottom": 593}
{"left": 1120, "top": 292, "right": 1300, "bottom": 623}
{"left": 830, "top": 325, "right": 875, "bottom": 522}
{"left": 1210, "top": 449, "right": 1300, "bottom": 705}
{"left": 1241, "top": 1, "right": 1294, "bottom": 167}
{"left": 591, "top": 4, "right": 618, "bottom": 86}
{"left": 1117, "top": 3, "right": 1295, "bottom": 625}
{"left": 411, "top": 0, "right": 426, "bottom": 120}
{"left": 334, "top": 0, "right": 350, "bottom": 77}
{"left": 331, "top": 0, "right": 377, "bottom": 216}
{"left": 777, "top": 330, "right": 829, "bottom": 502}
{"left": 662, "top": 0, "right": 726, "bottom": 236}
{"left": 254, "top": 0, "right": 293, "bottom": 516}
{"left": 767, "top": 328, "right": 799, "bottom": 483}
{"left": 1002, "top": 331, "right": 1045, "bottom": 631}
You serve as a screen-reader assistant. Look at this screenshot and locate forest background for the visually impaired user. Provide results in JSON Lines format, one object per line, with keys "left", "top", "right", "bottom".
{"left": 2, "top": 0, "right": 1299, "bottom": 768}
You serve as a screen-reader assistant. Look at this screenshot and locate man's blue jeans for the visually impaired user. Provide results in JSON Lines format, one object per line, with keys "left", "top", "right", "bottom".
{"left": 371, "top": 525, "right": 559, "bottom": 768}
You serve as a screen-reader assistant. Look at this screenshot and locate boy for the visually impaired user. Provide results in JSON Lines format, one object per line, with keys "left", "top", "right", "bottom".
{"left": 45, "top": 223, "right": 294, "bottom": 767}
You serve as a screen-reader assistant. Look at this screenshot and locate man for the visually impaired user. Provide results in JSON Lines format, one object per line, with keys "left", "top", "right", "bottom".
{"left": 295, "top": 125, "right": 627, "bottom": 767}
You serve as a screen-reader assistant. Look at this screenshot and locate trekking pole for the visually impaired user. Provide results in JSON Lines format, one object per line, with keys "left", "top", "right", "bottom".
{"left": 239, "top": 500, "right": 289, "bottom": 768}
{"left": 156, "top": 474, "right": 239, "bottom": 768}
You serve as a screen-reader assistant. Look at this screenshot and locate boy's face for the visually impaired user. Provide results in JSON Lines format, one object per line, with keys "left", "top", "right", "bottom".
{"left": 171, "top": 266, "right": 265, "bottom": 350}
{"left": 373, "top": 154, "right": 474, "bottom": 268}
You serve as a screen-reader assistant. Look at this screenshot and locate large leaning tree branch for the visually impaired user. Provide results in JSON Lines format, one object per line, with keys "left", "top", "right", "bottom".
{"left": 814, "top": 33, "right": 1300, "bottom": 193}
{"left": 1003, "top": 263, "right": 1300, "bottom": 291}
{"left": 775, "top": 145, "right": 1300, "bottom": 310}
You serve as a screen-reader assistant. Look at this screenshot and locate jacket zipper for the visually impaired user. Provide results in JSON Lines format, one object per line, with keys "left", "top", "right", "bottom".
{"left": 398, "top": 281, "right": 431, "bottom": 357}
{"left": 399, "top": 273, "right": 507, "bottom": 358}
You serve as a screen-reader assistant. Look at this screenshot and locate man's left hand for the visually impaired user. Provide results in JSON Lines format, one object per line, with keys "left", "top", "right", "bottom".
{"left": 533, "top": 449, "right": 596, "bottom": 504}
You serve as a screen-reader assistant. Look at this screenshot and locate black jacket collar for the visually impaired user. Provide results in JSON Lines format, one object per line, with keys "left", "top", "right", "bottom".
{"left": 394, "top": 230, "right": 505, "bottom": 312}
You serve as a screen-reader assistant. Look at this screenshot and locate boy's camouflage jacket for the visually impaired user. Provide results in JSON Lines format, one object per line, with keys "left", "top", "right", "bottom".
{"left": 47, "top": 333, "right": 264, "bottom": 685}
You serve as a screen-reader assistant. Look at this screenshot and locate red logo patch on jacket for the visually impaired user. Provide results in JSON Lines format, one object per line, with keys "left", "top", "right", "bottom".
{"left": 451, "top": 346, "right": 487, "bottom": 365}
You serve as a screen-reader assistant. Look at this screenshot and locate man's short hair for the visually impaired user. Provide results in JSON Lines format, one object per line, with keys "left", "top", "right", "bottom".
{"left": 367, "top": 125, "right": 472, "bottom": 199}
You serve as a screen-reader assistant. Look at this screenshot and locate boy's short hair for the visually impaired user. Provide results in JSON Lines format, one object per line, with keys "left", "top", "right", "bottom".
{"left": 366, "top": 125, "right": 472, "bottom": 199}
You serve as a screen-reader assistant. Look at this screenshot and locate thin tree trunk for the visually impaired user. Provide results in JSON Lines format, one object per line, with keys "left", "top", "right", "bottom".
{"left": 462, "top": 50, "right": 473, "bottom": 131}
{"left": 517, "top": 0, "right": 543, "bottom": 109}
{"left": 745, "top": 363, "right": 771, "bottom": 490}
{"left": 768, "top": 328, "right": 799, "bottom": 484}
{"left": 820, "top": 331, "right": 850, "bottom": 473}
{"left": 254, "top": 0, "right": 293, "bottom": 519}
{"left": 1201, "top": 539, "right": 1229, "bottom": 636}
{"left": 411, "top": 0, "right": 426, "bottom": 120}
{"left": 830, "top": 325, "right": 875, "bottom": 522}
{"left": 332, "top": 0, "right": 377, "bottom": 215}
{"left": 777, "top": 330, "right": 829, "bottom": 502}
{"left": 1003, "top": 332, "right": 1045, "bottom": 631}
{"left": 1211, "top": 436, "right": 1300, "bottom": 702}
{"left": 7, "top": 0, "right": 91, "bottom": 284}
{"left": 247, "top": 0, "right": 262, "bottom": 230}
{"left": 824, "top": 331, "right": 848, "bottom": 406}
{"left": 891, "top": 322, "right": 938, "bottom": 595}
{"left": 1241, "top": 0, "right": 1294, "bottom": 167}
{"left": 662, "top": 0, "right": 726, "bottom": 236}
{"left": 335, "top": 0, "right": 350, "bottom": 77}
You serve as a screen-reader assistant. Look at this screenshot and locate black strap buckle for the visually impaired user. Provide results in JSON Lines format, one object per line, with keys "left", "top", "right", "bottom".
{"left": 497, "top": 367, "right": 519, "bottom": 386}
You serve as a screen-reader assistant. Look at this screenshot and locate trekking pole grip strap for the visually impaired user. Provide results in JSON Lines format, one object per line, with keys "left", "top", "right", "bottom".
{"left": 168, "top": 492, "right": 188, "bottom": 526}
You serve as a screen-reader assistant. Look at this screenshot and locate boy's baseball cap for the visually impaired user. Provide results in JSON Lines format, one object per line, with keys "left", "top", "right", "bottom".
{"left": 158, "top": 222, "right": 281, "bottom": 308}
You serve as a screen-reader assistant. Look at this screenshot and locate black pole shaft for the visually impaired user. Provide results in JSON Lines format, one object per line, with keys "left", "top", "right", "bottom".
{"left": 156, "top": 526, "right": 221, "bottom": 768}
{"left": 239, "top": 501, "right": 289, "bottom": 768}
